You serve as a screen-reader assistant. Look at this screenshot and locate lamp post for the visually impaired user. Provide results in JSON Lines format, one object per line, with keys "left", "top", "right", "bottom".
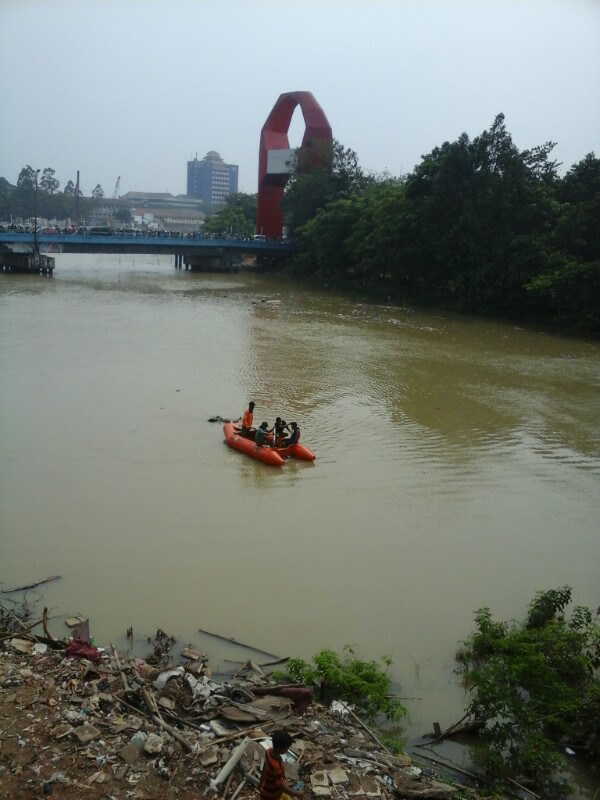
{"left": 33, "top": 168, "right": 41, "bottom": 254}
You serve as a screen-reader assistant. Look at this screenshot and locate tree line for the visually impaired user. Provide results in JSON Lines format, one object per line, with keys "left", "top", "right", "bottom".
{"left": 281, "top": 115, "right": 600, "bottom": 334}
{"left": 1, "top": 165, "right": 108, "bottom": 224}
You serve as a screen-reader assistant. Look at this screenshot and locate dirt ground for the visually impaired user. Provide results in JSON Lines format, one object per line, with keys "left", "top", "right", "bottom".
{"left": 0, "top": 623, "right": 468, "bottom": 800}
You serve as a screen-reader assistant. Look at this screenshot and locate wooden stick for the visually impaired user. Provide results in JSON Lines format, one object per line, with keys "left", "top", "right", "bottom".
{"left": 230, "top": 778, "right": 246, "bottom": 800}
{"left": 197, "top": 626, "right": 279, "bottom": 659}
{"left": 420, "top": 712, "right": 475, "bottom": 745}
{"left": 151, "top": 710, "right": 194, "bottom": 752}
{"left": 222, "top": 770, "right": 235, "bottom": 799}
{"left": 0, "top": 617, "right": 43, "bottom": 642}
{"left": 142, "top": 687, "right": 194, "bottom": 753}
{"left": 507, "top": 777, "right": 541, "bottom": 798}
{"left": 200, "top": 721, "right": 274, "bottom": 750}
{"left": 258, "top": 656, "right": 290, "bottom": 667}
{"left": 1, "top": 575, "right": 61, "bottom": 594}
{"left": 110, "top": 644, "right": 130, "bottom": 692}
{"left": 414, "top": 749, "right": 492, "bottom": 786}
{"left": 342, "top": 705, "right": 394, "bottom": 758}
{"left": 42, "top": 607, "right": 56, "bottom": 641}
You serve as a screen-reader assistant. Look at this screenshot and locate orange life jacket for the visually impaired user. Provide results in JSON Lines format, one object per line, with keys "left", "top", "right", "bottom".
{"left": 242, "top": 409, "right": 253, "bottom": 428}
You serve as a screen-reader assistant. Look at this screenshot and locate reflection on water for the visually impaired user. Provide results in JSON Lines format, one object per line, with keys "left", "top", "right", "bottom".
{"left": 1, "top": 255, "right": 599, "bottom": 794}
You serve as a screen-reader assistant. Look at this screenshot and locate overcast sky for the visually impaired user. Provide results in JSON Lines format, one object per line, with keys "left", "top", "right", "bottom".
{"left": 1, "top": 0, "right": 599, "bottom": 197}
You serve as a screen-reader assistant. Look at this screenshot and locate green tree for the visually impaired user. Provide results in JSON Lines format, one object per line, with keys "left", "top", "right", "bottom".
{"left": 203, "top": 192, "right": 257, "bottom": 236}
{"left": 292, "top": 195, "right": 364, "bottom": 279}
{"left": 113, "top": 205, "right": 132, "bottom": 223}
{"left": 525, "top": 153, "right": 600, "bottom": 331}
{"left": 16, "top": 165, "right": 37, "bottom": 192}
{"left": 40, "top": 167, "right": 59, "bottom": 195}
{"left": 282, "top": 139, "right": 370, "bottom": 237}
{"left": 92, "top": 184, "right": 104, "bottom": 199}
{"left": 63, "top": 180, "right": 75, "bottom": 196}
{"left": 456, "top": 588, "right": 600, "bottom": 797}
{"left": 398, "top": 115, "right": 560, "bottom": 313}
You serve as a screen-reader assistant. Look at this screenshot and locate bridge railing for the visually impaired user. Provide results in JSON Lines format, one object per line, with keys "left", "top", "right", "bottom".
{"left": 0, "top": 232, "right": 295, "bottom": 252}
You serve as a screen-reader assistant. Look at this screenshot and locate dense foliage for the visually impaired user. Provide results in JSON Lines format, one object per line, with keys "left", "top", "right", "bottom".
{"left": 2, "top": 164, "right": 95, "bottom": 223}
{"left": 456, "top": 587, "right": 600, "bottom": 797}
{"left": 275, "top": 645, "right": 406, "bottom": 723}
{"left": 203, "top": 192, "right": 257, "bottom": 236}
{"left": 283, "top": 116, "right": 600, "bottom": 333}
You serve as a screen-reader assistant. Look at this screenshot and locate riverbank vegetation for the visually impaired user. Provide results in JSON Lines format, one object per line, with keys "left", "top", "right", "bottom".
{"left": 455, "top": 587, "right": 600, "bottom": 798}
{"left": 283, "top": 115, "right": 600, "bottom": 334}
{"left": 275, "top": 645, "right": 406, "bottom": 723}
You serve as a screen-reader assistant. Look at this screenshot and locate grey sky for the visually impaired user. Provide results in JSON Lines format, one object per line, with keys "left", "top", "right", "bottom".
{"left": 1, "top": 0, "right": 599, "bottom": 197}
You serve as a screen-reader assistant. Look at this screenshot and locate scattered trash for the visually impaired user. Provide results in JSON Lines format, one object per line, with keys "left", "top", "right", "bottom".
{"left": 0, "top": 608, "right": 463, "bottom": 800}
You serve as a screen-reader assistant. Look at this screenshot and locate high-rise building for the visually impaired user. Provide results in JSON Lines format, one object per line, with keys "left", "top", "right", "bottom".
{"left": 187, "top": 151, "right": 238, "bottom": 205}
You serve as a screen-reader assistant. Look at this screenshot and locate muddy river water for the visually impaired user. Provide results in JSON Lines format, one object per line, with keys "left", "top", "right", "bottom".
{"left": 1, "top": 254, "right": 599, "bottom": 780}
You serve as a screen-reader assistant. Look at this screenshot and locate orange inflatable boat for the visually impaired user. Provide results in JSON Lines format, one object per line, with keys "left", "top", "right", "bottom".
{"left": 223, "top": 421, "right": 315, "bottom": 466}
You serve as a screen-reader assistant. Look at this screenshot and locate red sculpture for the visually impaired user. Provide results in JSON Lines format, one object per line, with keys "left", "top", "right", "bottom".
{"left": 257, "top": 91, "right": 333, "bottom": 239}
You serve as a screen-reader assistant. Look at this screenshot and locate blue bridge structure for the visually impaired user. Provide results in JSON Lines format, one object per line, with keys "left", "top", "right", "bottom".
{"left": 0, "top": 231, "right": 296, "bottom": 275}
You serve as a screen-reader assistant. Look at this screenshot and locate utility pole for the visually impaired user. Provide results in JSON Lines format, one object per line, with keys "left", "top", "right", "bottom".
{"left": 33, "top": 168, "right": 41, "bottom": 254}
{"left": 75, "top": 170, "right": 80, "bottom": 227}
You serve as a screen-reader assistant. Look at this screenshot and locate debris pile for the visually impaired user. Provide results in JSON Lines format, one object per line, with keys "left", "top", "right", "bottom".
{"left": 0, "top": 623, "right": 462, "bottom": 799}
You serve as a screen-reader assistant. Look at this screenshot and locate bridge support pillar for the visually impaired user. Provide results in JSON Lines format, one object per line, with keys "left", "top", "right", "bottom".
{"left": 183, "top": 252, "right": 239, "bottom": 273}
{"left": 0, "top": 253, "right": 55, "bottom": 276}
{"left": 174, "top": 254, "right": 183, "bottom": 269}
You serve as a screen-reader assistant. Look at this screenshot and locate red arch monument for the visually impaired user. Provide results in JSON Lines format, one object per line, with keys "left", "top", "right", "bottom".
{"left": 257, "top": 91, "right": 333, "bottom": 239}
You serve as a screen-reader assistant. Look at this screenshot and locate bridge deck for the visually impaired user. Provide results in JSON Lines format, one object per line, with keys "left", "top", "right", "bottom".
{"left": 0, "top": 232, "right": 295, "bottom": 256}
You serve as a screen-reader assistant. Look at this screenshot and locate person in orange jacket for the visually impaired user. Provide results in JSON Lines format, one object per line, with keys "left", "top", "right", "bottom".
{"left": 240, "top": 401, "right": 255, "bottom": 438}
{"left": 259, "top": 729, "right": 304, "bottom": 800}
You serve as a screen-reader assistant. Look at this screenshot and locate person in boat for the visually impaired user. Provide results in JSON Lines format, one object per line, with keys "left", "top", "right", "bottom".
{"left": 255, "top": 421, "right": 271, "bottom": 448}
{"left": 281, "top": 421, "right": 300, "bottom": 447}
{"left": 259, "top": 729, "right": 304, "bottom": 800}
{"left": 239, "top": 401, "right": 255, "bottom": 438}
{"left": 271, "top": 417, "right": 290, "bottom": 446}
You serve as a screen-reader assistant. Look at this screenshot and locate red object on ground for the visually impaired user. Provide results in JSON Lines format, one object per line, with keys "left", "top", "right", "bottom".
{"left": 66, "top": 637, "right": 101, "bottom": 663}
{"left": 253, "top": 685, "right": 313, "bottom": 715}
{"left": 273, "top": 686, "right": 313, "bottom": 715}
{"left": 257, "top": 91, "right": 333, "bottom": 239}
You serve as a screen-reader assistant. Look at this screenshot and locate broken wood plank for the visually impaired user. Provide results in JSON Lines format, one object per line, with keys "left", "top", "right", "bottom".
{"left": 414, "top": 749, "right": 492, "bottom": 787}
{"left": 197, "top": 626, "right": 279, "bottom": 659}
{"left": 337, "top": 704, "right": 394, "bottom": 758}
{"left": 42, "top": 607, "right": 57, "bottom": 641}
{"left": 199, "top": 721, "right": 275, "bottom": 750}
{"left": 0, "top": 617, "right": 44, "bottom": 642}
{"left": 1, "top": 575, "right": 61, "bottom": 594}
{"left": 110, "top": 644, "right": 130, "bottom": 692}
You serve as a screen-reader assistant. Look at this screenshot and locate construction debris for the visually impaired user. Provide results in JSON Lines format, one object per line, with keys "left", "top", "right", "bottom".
{"left": 0, "top": 617, "right": 474, "bottom": 800}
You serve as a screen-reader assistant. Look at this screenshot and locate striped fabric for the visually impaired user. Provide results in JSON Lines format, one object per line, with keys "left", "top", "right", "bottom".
{"left": 259, "top": 748, "right": 286, "bottom": 800}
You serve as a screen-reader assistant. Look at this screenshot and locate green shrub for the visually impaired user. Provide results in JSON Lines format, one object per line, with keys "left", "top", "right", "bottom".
{"left": 275, "top": 645, "right": 406, "bottom": 723}
{"left": 456, "top": 587, "right": 600, "bottom": 798}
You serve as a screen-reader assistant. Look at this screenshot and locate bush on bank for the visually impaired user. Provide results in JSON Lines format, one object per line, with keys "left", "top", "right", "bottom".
{"left": 283, "top": 117, "right": 600, "bottom": 334}
{"left": 275, "top": 645, "right": 407, "bottom": 723}
{"left": 455, "top": 587, "right": 600, "bottom": 798}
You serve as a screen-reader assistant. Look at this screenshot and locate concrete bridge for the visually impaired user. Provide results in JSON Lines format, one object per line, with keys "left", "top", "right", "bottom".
{"left": 0, "top": 231, "right": 296, "bottom": 274}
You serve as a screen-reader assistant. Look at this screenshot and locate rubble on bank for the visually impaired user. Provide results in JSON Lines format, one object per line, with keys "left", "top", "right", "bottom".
{"left": 0, "top": 618, "right": 469, "bottom": 800}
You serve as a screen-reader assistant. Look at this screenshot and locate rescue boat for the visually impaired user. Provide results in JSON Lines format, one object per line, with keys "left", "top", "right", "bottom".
{"left": 223, "top": 422, "right": 316, "bottom": 466}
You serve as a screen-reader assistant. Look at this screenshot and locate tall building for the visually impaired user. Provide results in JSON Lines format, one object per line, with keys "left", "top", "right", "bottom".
{"left": 187, "top": 151, "right": 238, "bottom": 205}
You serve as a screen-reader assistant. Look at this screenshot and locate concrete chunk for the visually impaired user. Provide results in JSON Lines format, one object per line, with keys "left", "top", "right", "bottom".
{"left": 119, "top": 743, "right": 141, "bottom": 765}
{"left": 73, "top": 723, "right": 101, "bottom": 745}
{"left": 143, "top": 733, "right": 164, "bottom": 754}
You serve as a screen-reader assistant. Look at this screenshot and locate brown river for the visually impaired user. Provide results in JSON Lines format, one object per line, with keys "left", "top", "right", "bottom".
{"left": 1, "top": 254, "right": 599, "bottom": 791}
